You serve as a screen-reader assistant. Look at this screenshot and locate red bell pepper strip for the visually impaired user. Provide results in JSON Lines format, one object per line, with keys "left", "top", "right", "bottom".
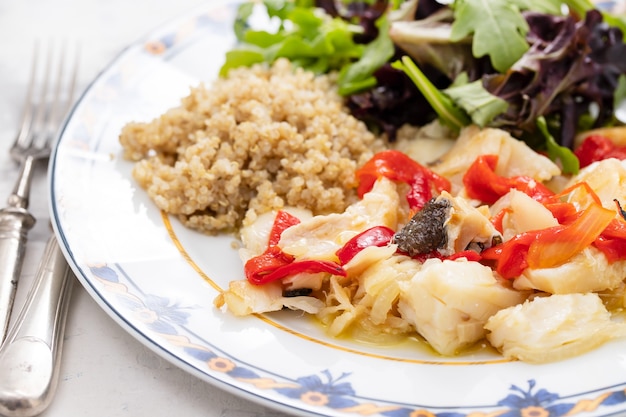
{"left": 267, "top": 210, "right": 301, "bottom": 247}
{"left": 244, "top": 246, "right": 295, "bottom": 283}
{"left": 543, "top": 182, "right": 603, "bottom": 224}
{"left": 244, "top": 210, "right": 346, "bottom": 285}
{"left": 543, "top": 202, "right": 578, "bottom": 224}
{"left": 248, "top": 259, "right": 347, "bottom": 285}
{"left": 490, "top": 208, "right": 510, "bottom": 234}
{"left": 526, "top": 202, "right": 616, "bottom": 269}
{"left": 509, "top": 175, "right": 556, "bottom": 203}
{"left": 463, "top": 155, "right": 517, "bottom": 204}
{"left": 482, "top": 201, "right": 616, "bottom": 279}
{"left": 463, "top": 155, "right": 555, "bottom": 205}
{"left": 412, "top": 249, "right": 483, "bottom": 263}
{"left": 593, "top": 217, "right": 626, "bottom": 263}
{"left": 481, "top": 233, "right": 535, "bottom": 279}
{"left": 594, "top": 237, "right": 626, "bottom": 263}
{"left": 574, "top": 134, "right": 626, "bottom": 168}
{"left": 335, "top": 226, "right": 395, "bottom": 265}
{"left": 446, "top": 250, "right": 483, "bottom": 262}
{"left": 356, "top": 150, "right": 451, "bottom": 211}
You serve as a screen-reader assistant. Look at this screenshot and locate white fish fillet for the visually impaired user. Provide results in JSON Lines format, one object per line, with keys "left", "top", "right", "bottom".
{"left": 398, "top": 258, "right": 528, "bottom": 355}
{"left": 485, "top": 293, "right": 626, "bottom": 363}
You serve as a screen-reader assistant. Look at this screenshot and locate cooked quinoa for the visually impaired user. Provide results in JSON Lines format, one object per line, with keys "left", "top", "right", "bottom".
{"left": 119, "top": 59, "right": 386, "bottom": 234}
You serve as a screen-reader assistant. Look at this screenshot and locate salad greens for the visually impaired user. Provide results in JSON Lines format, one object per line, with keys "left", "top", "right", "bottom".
{"left": 221, "top": 0, "right": 365, "bottom": 77}
{"left": 448, "top": 0, "right": 596, "bottom": 72}
{"left": 221, "top": 0, "right": 626, "bottom": 174}
{"left": 391, "top": 56, "right": 470, "bottom": 132}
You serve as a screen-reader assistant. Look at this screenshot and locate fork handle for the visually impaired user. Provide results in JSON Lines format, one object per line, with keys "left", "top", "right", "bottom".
{"left": 0, "top": 236, "right": 73, "bottom": 417}
{"left": 0, "top": 207, "right": 36, "bottom": 340}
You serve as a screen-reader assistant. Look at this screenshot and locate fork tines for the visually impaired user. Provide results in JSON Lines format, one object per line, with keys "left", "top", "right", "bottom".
{"left": 14, "top": 42, "right": 80, "bottom": 155}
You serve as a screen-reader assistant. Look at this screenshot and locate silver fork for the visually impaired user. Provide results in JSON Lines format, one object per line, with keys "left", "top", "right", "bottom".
{"left": 0, "top": 44, "right": 78, "bottom": 341}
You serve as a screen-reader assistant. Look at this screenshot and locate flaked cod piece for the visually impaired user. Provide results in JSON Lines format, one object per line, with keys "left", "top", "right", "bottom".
{"left": 429, "top": 126, "right": 561, "bottom": 195}
{"left": 485, "top": 293, "right": 626, "bottom": 363}
{"left": 514, "top": 247, "right": 626, "bottom": 294}
{"left": 490, "top": 189, "right": 559, "bottom": 241}
{"left": 398, "top": 258, "right": 528, "bottom": 356}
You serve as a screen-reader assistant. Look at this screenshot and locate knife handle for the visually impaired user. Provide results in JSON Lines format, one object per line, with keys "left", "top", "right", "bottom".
{"left": 0, "top": 236, "right": 74, "bottom": 417}
{"left": 0, "top": 207, "right": 36, "bottom": 341}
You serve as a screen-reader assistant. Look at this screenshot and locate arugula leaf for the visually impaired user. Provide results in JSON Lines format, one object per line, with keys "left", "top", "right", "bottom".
{"left": 444, "top": 77, "right": 508, "bottom": 127}
{"left": 537, "top": 116, "right": 579, "bottom": 174}
{"left": 392, "top": 56, "right": 470, "bottom": 132}
{"left": 450, "top": 0, "right": 530, "bottom": 72}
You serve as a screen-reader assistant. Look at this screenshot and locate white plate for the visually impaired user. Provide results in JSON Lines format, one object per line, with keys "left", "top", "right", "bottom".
{"left": 50, "top": 1, "right": 626, "bottom": 416}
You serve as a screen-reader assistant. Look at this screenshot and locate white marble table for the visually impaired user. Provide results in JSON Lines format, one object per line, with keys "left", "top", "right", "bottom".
{"left": 0, "top": 1, "right": 289, "bottom": 416}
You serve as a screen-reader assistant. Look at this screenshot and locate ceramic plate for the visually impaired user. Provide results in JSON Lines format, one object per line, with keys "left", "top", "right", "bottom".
{"left": 50, "top": 1, "right": 626, "bottom": 416}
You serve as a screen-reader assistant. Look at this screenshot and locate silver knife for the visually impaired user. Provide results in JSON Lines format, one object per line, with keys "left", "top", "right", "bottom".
{"left": 0, "top": 235, "right": 74, "bottom": 417}
{"left": 0, "top": 207, "right": 36, "bottom": 341}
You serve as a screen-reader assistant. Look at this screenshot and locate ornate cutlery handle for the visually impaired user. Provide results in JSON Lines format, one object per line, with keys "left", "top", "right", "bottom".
{"left": 0, "top": 236, "right": 73, "bottom": 417}
{"left": 0, "top": 207, "right": 36, "bottom": 341}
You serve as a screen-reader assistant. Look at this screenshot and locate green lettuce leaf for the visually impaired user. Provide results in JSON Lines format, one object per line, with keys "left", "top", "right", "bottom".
{"left": 220, "top": 1, "right": 362, "bottom": 78}
{"left": 337, "top": 15, "right": 395, "bottom": 96}
{"left": 444, "top": 76, "right": 508, "bottom": 127}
